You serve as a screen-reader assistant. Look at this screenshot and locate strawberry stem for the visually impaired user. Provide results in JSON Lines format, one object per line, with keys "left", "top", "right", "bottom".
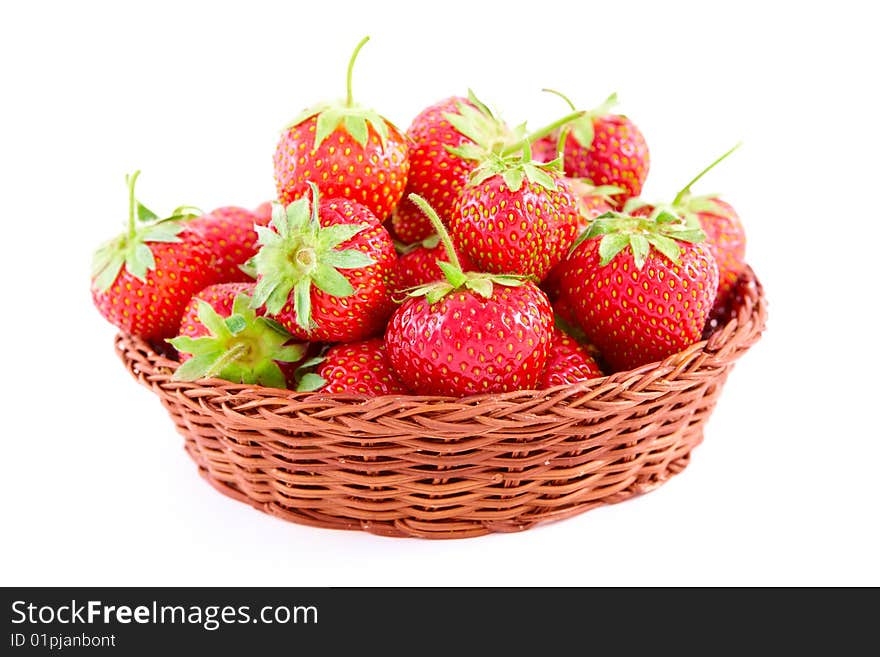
{"left": 554, "top": 126, "right": 569, "bottom": 172}
{"left": 346, "top": 36, "right": 370, "bottom": 108}
{"left": 542, "top": 88, "right": 577, "bottom": 112}
{"left": 408, "top": 193, "right": 461, "bottom": 273}
{"left": 127, "top": 169, "right": 141, "bottom": 240}
{"left": 673, "top": 142, "right": 743, "bottom": 205}
{"left": 502, "top": 110, "right": 585, "bottom": 156}
{"left": 204, "top": 342, "right": 249, "bottom": 379}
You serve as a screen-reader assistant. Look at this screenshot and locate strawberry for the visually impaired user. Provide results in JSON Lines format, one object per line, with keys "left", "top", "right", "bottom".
{"left": 561, "top": 210, "right": 719, "bottom": 372}
{"left": 169, "top": 284, "right": 306, "bottom": 388}
{"left": 250, "top": 184, "right": 396, "bottom": 342}
{"left": 187, "top": 206, "right": 270, "bottom": 284}
{"left": 385, "top": 196, "right": 554, "bottom": 396}
{"left": 273, "top": 36, "right": 409, "bottom": 220}
{"left": 392, "top": 234, "right": 476, "bottom": 295}
{"left": 254, "top": 201, "right": 274, "bottom": 224}
{"left": 540, "top": 328, "right": 603, "bottom": 388}
{"left": 545, "top": 90, "right": 650, "bottom": 204}
{"left": 690, "top": 197, "right": 745, "bottom": 315}
{"left": 91, "top": 171, "right": 217, "bottom": 340}
{"left": 531, "top": 135, "right": 559, "bottom": 163}
{"left": 450, "top": 151, "right": 579, "bottom": 281}
{"left": 294, "top": 338, "right": 409, "bottom": 395}
{"left": 626, "top": 144, "right": 746, "bottom": 315}
{"left": 391, "top": 92, "right": 511, "bottom": 244}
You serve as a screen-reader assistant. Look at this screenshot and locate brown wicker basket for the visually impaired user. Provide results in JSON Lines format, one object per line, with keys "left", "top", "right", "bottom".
{"left": 116, "top": 266, "right": 766, "bottom": 539}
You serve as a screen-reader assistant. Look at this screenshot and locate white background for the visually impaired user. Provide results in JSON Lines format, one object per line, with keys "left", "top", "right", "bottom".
{"left": 1, "top": 0, "right": 877, "bottom": 586}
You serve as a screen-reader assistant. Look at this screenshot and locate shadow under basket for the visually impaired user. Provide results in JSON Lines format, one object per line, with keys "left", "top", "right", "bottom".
{"left": 116, "top": 266, "right": 767, "bottom": 539}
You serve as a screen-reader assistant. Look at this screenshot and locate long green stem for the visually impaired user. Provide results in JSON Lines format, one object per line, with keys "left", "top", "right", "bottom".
{"left": 408, "top": 193, "right": 461, "bottom": 272}
{"left": 127, "top": 169, "right": 141, "bottom": 239}
{"left": 554, "top": 126, "right": 570, "bottom": 172}
{"left": 502, "top": 110, "right": 585, "bottom": 156}
{"left": 673, "top": 142, "right": 743, "bottom": 205}
{"left": 542, "top": 88, "right": 577, "bottom": 111}
{"left": 346, "top": 36, "right": 370, "bottom": 107}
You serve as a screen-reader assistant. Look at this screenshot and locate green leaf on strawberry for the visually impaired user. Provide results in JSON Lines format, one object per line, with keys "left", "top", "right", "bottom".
{"left": 169, "top": 293, "right": 305, "bottom": 388}
{"left": 91, "top": 170, "right": 193, "bottom": 293}
{"left": 542, "top": 89, "right": 619, "bottom": 150}
{"left": 283, "top": 36, "right": 398, "bottom": 151}
{"left": 575, "top": 210, "right": 708, "bottom": 269}
{"left": 250, "top": 183, "right": 377, "bottom": 331}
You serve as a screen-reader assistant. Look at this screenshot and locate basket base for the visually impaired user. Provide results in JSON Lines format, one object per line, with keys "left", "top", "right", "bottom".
{"left": 186, "top": 441, "right": 697, "bottom": 540}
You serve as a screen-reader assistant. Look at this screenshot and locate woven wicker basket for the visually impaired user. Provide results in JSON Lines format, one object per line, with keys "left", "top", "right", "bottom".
{"left": 116, "top": 266, "right": 766, "bottom": 539}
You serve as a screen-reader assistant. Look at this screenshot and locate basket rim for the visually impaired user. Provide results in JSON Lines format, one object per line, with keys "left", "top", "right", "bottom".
{"left": 118, "top": 264, "right": 766, "bottom": 406}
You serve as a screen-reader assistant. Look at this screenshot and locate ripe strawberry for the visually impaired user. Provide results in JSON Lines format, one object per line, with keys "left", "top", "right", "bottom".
{"left": 451, "top": 152, "right": 579, "bottom": 282}
{"left": 169, "top": 284, "right": 306, "bottom": 388}
{"left": 273, "top": 37, "right": 409, "bottom": 220}
{"left": 250, "top": 184, "right": 396, "bottom": 342}
{"left": 254, "top": 201, "right": 274, "bottom": 224}
{"left": 385, "top": 196, "right": 554, "bottom": 396}
{"left": 545, "top": 90, "right": 650, "bottom": 204}
{"left": 91, "top": 171, "right": 216, "bottom": 340}
{"left": 561, "top": 210, "right": 719, "bottom": 372}
{"left": 392, "top": 234, "right": 476, "bottom": 295}
{"left": 540, "top": 328, "right": 603, "bottom": 388}
{"left": 689, "top": 197, "right": 745, "bottom": 314}
{"left": 391, "top": 92, "right": 511, "bottom": 244}
{"left": 187, "top": 206, "right": 270, "bottom": 284}
{"left": 531, "top": 135, "right": 559, "bottom": 163}
{"left": 625, "top": 144, "right": 746, "bottom": 315}
{"left": 294, "top": 338, "right": 409, "bottom": 395}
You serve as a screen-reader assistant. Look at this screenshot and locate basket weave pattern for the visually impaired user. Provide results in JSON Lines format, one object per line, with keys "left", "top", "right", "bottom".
{"left": 116, "top": 267, "right": 766, "bottom": 539}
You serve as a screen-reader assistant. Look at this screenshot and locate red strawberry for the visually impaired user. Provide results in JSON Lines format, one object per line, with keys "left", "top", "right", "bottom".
{"left": 540, "top": 328, "right": 603, "bottom": 388}
{"left": 254, "top": 201, "right": 274, "bottom": 224}
{"left": 561, "top": 210, "right": 719, "bottom": 372}
{"left": 531, "top": 135, "right": 559, "bottom": 163}
{"left": 273, "top": 37, "right": 409, "bottom": 220}
{"left": 391, "top": 93, "right": 511, "bottom": 243}
{"left": 187, "top": 206, "right": 270, "bottom": 284}
{"left": 690, "top": 197, "right": 745, "bottom": 314}
{"left": 451, "top": 153, "right": 579, "bottom": 281}
{"left": 91, "top": 171, "right": 217, "bottom": 340}
{"left": 393, "top": 234, "right": 476, "bottom": 294}
{"left": 545, "top": 90, "right": 650, "bottom": 204}
{"left": 626, "top": 144, "right": 746, "bottom": 315}
{"left": 294, "top": 338, "right": 408, "bottom": 395}
{"left": 250, "top": 184, "right": 396, "bottom": 342}
{"left": 169, "top": 283, "right": 306, "bottom": 388}
{"left": 384, "top": 196, "right": 554, "bottom": 396}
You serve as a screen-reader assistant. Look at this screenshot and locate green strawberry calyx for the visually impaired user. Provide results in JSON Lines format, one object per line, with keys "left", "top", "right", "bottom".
{"left": 91, "top": 170, "right": 200, "bottom": 293}
{"left": 282, "top": 36, "right": 399, "bottom": 152}
{"left": 290, "top": 353, "right": 331, "bottom": 392}
{"left": 250, "top": 183, "right": 377, "bottom": 332}
{"left": 541, "top": 89, "right": 619, "bottom": 150}
{"left": 465, "top": 145, "right": 562, "bottom": 193}
{"left": 443, "top": 89, "right": 523, "bottom": 161}
{"left": 168, "top": 293, "right": 306, "bottom": 389}
{"left": 404, "top": 194, "right": 525, "bottom": 303}
{"left": 571, "top": 210, "right": 707, "bottom": 270}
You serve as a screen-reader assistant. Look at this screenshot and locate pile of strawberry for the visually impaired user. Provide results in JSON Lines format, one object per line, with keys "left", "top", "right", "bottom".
{"left": 91, "top": 37, "right": 747, "bottom": 397}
